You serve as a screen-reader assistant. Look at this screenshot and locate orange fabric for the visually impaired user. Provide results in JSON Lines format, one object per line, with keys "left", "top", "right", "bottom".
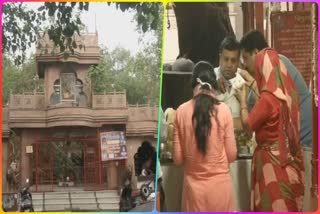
{"left": 173, "top": 99, "right": 237, "bottom": 211}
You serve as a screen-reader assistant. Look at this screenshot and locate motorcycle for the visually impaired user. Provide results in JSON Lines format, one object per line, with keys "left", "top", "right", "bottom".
{"left": 140, "top": 180, "right": 153, "bottom": 201}
{"left": 19, "top": 179, "right": 34, "bottom": 212}
{"left": 119, "top": 176, "right": 155, "bottom": 211}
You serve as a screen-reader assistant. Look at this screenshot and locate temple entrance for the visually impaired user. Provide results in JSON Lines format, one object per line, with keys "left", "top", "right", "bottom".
{"left": 32, "top": 139, "right": 103, "bottom": 192}
{"left": 53, "top": 141, "right": 84, "bottom": 188}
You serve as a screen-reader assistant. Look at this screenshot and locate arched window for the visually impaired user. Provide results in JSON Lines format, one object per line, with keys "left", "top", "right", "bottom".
{"left": 50, "top": 79, "right": 61, "bottom": 105}
{"left": 75, "top": 79, "right": 87, "bottom": 107}
{"left": 61, "top": 72, "right": 76, "bottom": 101}
{"left": 50, "top": 72, "right": 87, "bottom": 107}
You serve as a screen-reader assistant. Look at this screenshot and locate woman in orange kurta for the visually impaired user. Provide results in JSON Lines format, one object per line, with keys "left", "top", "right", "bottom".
{"left": 173, "top": 61, "right": 237, "bottom": 212}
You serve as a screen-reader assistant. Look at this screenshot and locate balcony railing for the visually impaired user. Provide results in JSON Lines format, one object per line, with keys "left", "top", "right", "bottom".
{"left": 92, "top": 91, "right": 127, "bottom": 109}
{"left": 9, "top": 92, "right": 45, "bottom": 110}
{"left": 128, "top": 104, "right": 158, "bottom": 121}
{"left": 9, "top": 91, "right": 128, "bottom": 110}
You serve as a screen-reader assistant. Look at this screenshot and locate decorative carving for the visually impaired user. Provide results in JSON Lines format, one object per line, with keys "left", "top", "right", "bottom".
{"left": 14, "top": 97, "right": 21, "bottom": 106}
{"left": 96, "top": 97, "right": 103, "bottom": 105}
{"left": 61, "top": 73, "right": 76, "bottom": 101}
{"left": 25, "top": 98, "right": 31, "bottom": 105}
{"left": 38, "top": 96, "right": 45, "bottom": 108}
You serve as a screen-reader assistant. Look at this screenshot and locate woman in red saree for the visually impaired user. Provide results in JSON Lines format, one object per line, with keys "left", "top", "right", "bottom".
{"left": 237, "top": 48, "right": 305, "bottom": 211}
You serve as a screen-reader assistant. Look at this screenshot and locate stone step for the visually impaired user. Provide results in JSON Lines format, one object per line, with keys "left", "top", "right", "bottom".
{"left": 45, "top": 204, "right": 71, "bottom": 211}
{"left": 71, "top": 203, "right": 98, "bottom": 210}
{"left": 32, "top": 199, "right": 43, "bottom": 206}
{"left": 95, "top": 192, "right": 119, "bottom": 198}
{"left": 45, "top": 199, "right": 70, "bottom": 205}
{"left": 32, "top": 193, "right": 44, "bottom": 200}
{"left": 33, "top": 205, "right": 44, "bottom": 212}
{"left": 45, "top": 193, "right": 69, "bottom": 199}
{"left": 71, "top": 198, "right": 97, "bottom": 204}
{"left": 70, "top": 192, "right": 95, "bottom": 198}
{"left": 28, "top": 190, "right": 120, "bottom": 211}
{"left": 98, "top": 203, "right": 119, "bottom": 210}
{"left": 97, "top": 198, "right": 119, "bottom": 203}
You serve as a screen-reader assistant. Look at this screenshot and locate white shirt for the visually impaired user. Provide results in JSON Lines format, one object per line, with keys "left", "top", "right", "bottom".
{"left": 157, "top": 161, "right": 163, "bottom": 179}
{"left": 214, "top": 67, "right": 245, "bottom": 118}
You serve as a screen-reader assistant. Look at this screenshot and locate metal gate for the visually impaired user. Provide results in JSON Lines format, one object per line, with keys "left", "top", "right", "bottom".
{"left": 83, "top": 142, "right": 102, "bottom": 190}
{"left": 33, "top": 143, "right": 54, "bottom": 192}
{"left": 33, "top": 139, "right": 102, "bottom": 192}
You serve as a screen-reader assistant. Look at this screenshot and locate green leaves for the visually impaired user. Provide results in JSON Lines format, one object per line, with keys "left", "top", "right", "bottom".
{"left": 88, "top": 45, "right": 160, "bottom": 105}
{"left": 2, "top": 55, "right": 44, "bottom": 104}
{"left": 3, "top": 2, "right": 162, "bottom": 65}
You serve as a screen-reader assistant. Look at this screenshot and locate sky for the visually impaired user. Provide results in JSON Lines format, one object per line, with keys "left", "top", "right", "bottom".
{"left": 24, "top": 2, "right": 155, "bottom": 56}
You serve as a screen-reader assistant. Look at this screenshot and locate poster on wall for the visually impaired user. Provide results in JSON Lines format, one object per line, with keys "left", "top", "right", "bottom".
{"left": 100, "top": 131, "right": 127, "bottom": 161}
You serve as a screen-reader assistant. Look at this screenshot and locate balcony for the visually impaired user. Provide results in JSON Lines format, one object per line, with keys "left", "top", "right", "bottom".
{"left": 9, "top": 91, "right": 127, "bottom": 110}
{"left": 92, "top": 91, "right": 127, "bottom": 109}
{"left": 126, "top": 104, "right": 158, "bottom": 137}
{"left": 10, "top": 92, "right": 46, "bottom": 110}
{"left": 6, "top": 92, "right": 158, "bottom": 136}
{"left": 8, "top": 92, "right": 129, "bottom": 128}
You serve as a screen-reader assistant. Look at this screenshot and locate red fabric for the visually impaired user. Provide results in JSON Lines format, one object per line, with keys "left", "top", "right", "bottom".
{"left": 247, "top": 48, "right": 304, "bottom": 211}
{"left": 247, "top": 93, "right": 280, "bottom": 143}
{"left": 255, "top": 48, "right": 301, "bottom": 166}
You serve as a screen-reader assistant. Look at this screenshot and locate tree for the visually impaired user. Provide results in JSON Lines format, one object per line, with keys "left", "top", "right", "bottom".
{"left": 171, "top": 2, "right": 235, "bottom": 66}
{"left": 88, "top": 7, "right": 163, "bottom": 105}
{"left": 2, "top": 2, "right": 163, "bottom": 65}
{"left": 2, "top": 55, "right": 44, "bottom": 105}
{"left": 88, "top": 45, "right": 160, "bottom": 105}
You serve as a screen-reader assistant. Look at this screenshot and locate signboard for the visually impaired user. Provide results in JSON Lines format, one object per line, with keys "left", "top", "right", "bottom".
{"left": 271, "top": 11, "right": 312, "bottom": 86}
{"left": 100, "top": 131, "right": 127, "bottom": 161}
{"left": 26, "top": 145, "right": 33, "bottom": 153}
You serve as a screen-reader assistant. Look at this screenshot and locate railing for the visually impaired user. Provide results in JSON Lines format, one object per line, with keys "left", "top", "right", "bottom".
{"left": 128, "top": 104, "right": 158, "bottom": 121}
{"left": 9, "top": 91, "right": 128, "bottom": 110}
{"left": 2, "top": 107, "right": 9, "bottom": 122}
{"left": 92, "top": 91, "right": 127, "bottom": 109}
{"left": 9, "top": 92, "right": 45, "bottom": 110}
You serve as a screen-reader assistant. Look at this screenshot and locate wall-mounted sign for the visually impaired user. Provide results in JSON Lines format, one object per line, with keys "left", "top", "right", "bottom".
{"left": 26, "top": 145, "right": 33, "bottom": 154}
{"left": 100, "top": 131, "right": 127, "bottom": 161}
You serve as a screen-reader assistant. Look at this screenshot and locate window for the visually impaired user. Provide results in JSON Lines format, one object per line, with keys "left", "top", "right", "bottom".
{"left": 50, "top": 79, "right": 61, "bottom": 105}
{"left": 50, "top": 73, "right": 87, "bottom": 107}
{"left": 61, "top": 73, "right": 76, "bottom": 101}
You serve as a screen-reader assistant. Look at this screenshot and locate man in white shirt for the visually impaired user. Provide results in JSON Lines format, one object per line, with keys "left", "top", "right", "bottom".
{"left": 214, "top": 36, "right": 245, "bottom": 129}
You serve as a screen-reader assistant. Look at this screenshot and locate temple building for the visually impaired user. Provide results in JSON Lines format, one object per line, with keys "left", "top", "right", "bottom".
{"left": 2, "top": 33, "right": 158, "bottom": 193}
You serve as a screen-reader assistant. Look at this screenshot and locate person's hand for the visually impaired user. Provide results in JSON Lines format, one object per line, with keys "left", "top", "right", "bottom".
{"left": 235, "top": 84, "right": 247, "bottom": 104}
{"left": 238, "top": 69, "right": 255, "bottom": 87}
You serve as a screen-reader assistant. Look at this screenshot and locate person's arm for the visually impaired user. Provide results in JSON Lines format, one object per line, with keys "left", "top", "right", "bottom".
{"left": 239, "top": 100, "right": 253, "bottom": 138}
{"left": 173, "top": 110, "right": 184, "bottom": 165}
{"left": 238, "top": 69, "right": 260, "bottom": 100}
{"left": 237, "top": 88, "right": 271, "bottom": 136}
{"left": 223, "top": 105, "right": 237, "bottom": 163}
{"left": 235, "top": 85, "right": 252, "bottom": 137}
